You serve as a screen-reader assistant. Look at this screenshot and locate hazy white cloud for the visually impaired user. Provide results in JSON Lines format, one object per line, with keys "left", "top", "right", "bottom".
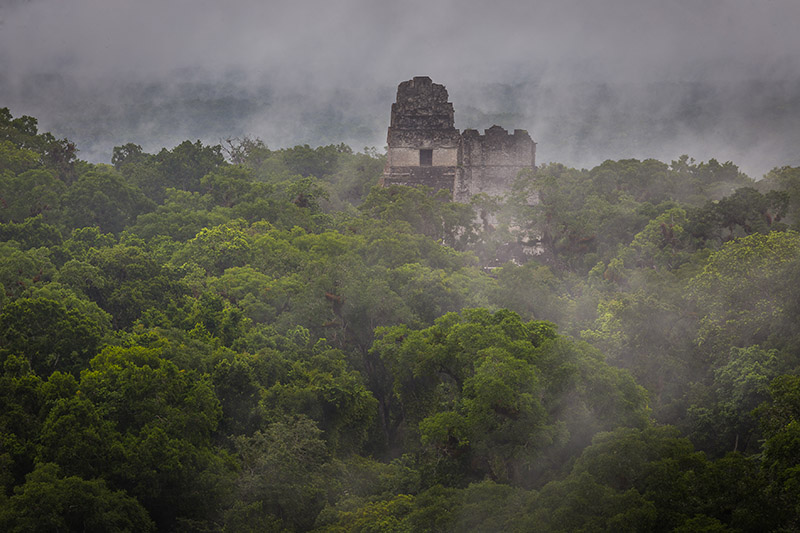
{"left": 1, "top": 0, "right": 799, "bottom": 175}
{"left": 3, "top": 0, "right": 798, "bottom": 84}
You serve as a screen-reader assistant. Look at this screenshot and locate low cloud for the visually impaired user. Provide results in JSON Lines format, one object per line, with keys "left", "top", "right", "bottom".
{"left": 1, "top": 0, "right": 798, "bottom": 176}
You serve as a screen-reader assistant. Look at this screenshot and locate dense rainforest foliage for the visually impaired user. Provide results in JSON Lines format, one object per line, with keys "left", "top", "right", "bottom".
{"left": 2, "top": 106, "right": 800, "bottom": 531}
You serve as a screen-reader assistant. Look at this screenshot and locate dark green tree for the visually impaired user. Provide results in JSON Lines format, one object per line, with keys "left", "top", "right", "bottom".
{"left": 0, "top": 463, "right": 154, "bottom": 532}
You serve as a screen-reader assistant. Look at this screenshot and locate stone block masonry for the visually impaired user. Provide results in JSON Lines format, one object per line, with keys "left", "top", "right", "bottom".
{"left": 382, "top": 76, "right": 536, "bottom": 203}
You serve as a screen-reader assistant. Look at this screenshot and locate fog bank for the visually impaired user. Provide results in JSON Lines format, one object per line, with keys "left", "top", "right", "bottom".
{"left": 2, "top": 0, "right": 798, "bottom": 177}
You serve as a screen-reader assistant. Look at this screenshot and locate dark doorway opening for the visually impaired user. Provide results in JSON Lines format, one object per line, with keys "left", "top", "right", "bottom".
{"left": 419, "top": 149, "right": 433, "bottom": 166}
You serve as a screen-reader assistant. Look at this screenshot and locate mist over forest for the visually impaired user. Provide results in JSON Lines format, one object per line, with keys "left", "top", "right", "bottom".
{"left": 5, "top": 74, "right": 800, "bottom": 180}
{"left": 2, "top": 0, "right": 800, "bottom": 177}
{"left": 3, "top": 1, "right": 800, "bottom": 532}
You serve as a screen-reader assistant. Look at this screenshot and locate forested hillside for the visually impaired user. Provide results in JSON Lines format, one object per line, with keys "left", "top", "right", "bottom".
{"left": 2, "top": 107, "right": 800, "bottom": 532}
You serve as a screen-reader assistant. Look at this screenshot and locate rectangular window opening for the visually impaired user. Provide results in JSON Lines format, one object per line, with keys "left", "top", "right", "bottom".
{"left": 419, "top": 149, "right": 433, "bottom": 166}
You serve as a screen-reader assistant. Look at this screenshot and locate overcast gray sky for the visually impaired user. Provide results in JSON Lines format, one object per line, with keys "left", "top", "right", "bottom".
{"left": 1, "top": 0, "right": 799, "bottom": 175}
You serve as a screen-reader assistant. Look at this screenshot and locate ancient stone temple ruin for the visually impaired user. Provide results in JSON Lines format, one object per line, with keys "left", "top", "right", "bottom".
{"left": 382, "top": 76, "right": 536, "bottom": 202}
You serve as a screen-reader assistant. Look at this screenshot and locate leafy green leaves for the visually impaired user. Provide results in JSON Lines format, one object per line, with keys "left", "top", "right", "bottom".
{"left": 373, "top": 309, "right": 647, "bottom": 486}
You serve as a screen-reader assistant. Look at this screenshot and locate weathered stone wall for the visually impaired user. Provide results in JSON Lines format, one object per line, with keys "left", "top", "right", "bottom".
{"left": 382, "top": 77, "right": 461, "bottom": 193}
{"left": 387, "top": 147, "right": 458, "bottom": 167}
{"left": 380, "top": 166, "right": 458, "bottom": 192}
{"left": 383, "top": 77, "right": 536, "bottom": 201}
{"left": 455, "top": 126, "right": 536, "bottom": 202}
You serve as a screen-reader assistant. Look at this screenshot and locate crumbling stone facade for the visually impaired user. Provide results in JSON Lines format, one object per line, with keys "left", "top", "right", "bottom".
{"left": 382, "top": 76, "right": 536, "bottom": 202}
